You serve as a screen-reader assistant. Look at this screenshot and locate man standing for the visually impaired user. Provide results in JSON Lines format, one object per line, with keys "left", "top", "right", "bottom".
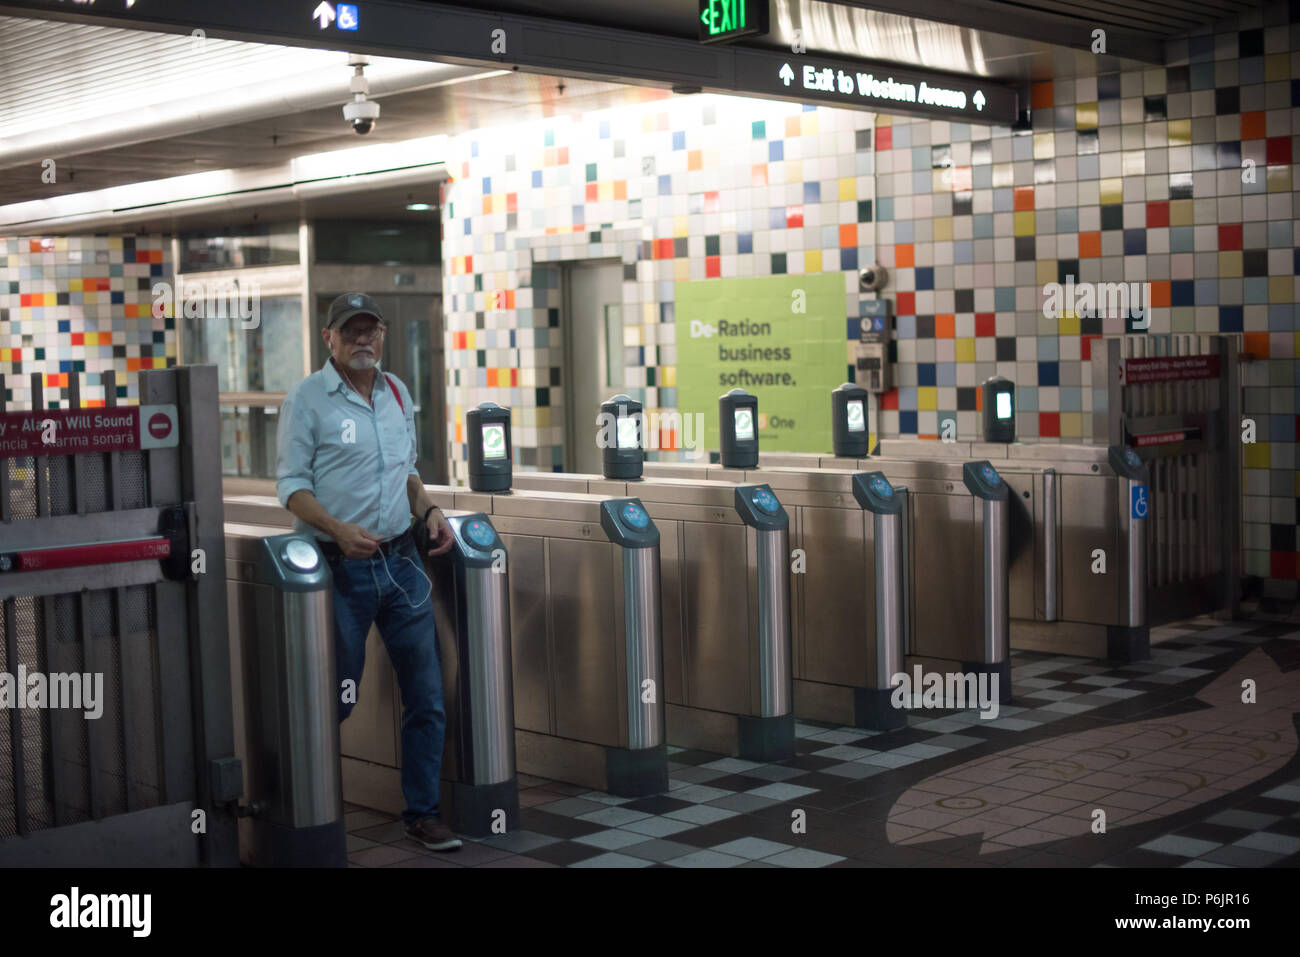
{"left": 275, "top": 292, "right": 461, "bottom": 852}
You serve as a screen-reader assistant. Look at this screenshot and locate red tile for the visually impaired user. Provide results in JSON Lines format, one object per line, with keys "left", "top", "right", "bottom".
{"left": 705, "top": 256, "right": 721, "bottom": 278}
{"left": 585, "top": 183, "right": 598, "bottom": 201}
{"left": 1265, "top": 136, "right": 1292, "bottom": 166}
{"left": 1145, "top": 201, "right": 1169, "bottom": 228}
{"left": 880, "top": 388, "right": 899, "bottom": 411}
{"left": 1081, "top": 334, "right": 1100, "bottom": 360}
{"left": 1038, "top": 412, "right": 1060, "bottom": 438}
{"left": 975, "top": 313, "right": 996, "bottom": 337}
{"left": 1270, "top": 551, "right": 1297, "bottom": 580}
{"left": 71, "top": 333, "right": 84, "bottom": 346}
{"left": 654, "top": 238, "right": 674, "bottom": 259}
{"left": 704, "top": 191, "right": 720, "bottom": 213}
{"left": 1031, "top": 81, "right": 1053, "bottom": 110}
{"left": 785, "top": 205, "right": 804, "bottom": 228}
{"left": 1218, "top": 224, "right": 1242, "bottom": 250}
{"left": 896, "top": 292, "right": 915, "bottom": 315}
{"left": 875, "top": 127, "right": 892, "bottom": 150}
{"left": 1013, "top": 186, "right": 1034, "bottom": 211}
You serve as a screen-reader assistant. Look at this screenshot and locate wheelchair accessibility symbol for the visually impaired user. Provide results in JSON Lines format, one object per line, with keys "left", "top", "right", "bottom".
{"left": 1131, "top": 484, "right": 1148, "bottom": 520}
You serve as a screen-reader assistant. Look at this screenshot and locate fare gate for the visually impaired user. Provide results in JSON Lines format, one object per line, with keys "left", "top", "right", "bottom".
{"left": 0, "top": 367, "right": 238, "bottom": 866}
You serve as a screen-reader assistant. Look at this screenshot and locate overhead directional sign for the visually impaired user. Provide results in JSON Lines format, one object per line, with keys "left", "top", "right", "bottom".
{"left": 735, "top": 48, "right": 1019, "bottom": 125}
{"left": 698, "top": 0, "right": 769, "bottom": 44}
{"left": 2, "top": 0, "right": 1020, "bottom": 126}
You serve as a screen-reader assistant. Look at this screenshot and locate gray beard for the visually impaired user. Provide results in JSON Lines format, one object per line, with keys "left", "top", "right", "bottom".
{"left": 346, "top": 355, "right": 377, "bottom": 371}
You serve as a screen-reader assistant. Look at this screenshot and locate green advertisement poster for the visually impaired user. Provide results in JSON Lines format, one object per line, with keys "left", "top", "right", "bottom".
{"left": 674, "top": 274, "right": 847, "bottom": 452}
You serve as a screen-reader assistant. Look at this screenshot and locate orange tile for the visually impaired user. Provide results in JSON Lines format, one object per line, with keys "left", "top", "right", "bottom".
{"left": 688, "top": 149, "right": 702, "bottom": 171}
{"left": 839, "top": 224, "right": 858, "bottom": 248}
{"left": 1013, "top": 186, "right": 1035, "bottom": 210}
{"left": 506, "top": 290, "right": 516, "bottom": 309}
{"left": 895, "top": 244, "right": 915, "bottom": 268}
{"left": 751, "top": 164, "right": 768, "bottom": 187}
{"left": 1244, "top": 332, "right": 1270, "bottom": 358}
{"left": 1149, "top": 280, "right": 1170, "bottom": 307}
{"left": 1032, "top": 81, "right": 1053, "bottom": 110}
{"left": 1078, "top": 232, "right": 1101, "bottom": 258}
{"left": 935, "top": 314, "right": 955, "bottom": 338}
{"left": 1241, "top": 111, "right": 1266, "bottom": 140}
{"left": 614, "top": 181, "right": 627, "bottom": 200}
{"left": 785, "top": 115, "right": 801, "bottom": 138}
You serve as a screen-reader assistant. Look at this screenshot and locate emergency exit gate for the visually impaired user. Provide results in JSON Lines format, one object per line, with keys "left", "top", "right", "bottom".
{"left": 1091, "top": 333, "right": 1242, "bottom": 623}
{"left": 0, "top": 367, "right": 238, "bottom": 866}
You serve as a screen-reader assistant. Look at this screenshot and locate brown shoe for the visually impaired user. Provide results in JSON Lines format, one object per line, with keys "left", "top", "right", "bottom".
{"left": 405, "top": 816, "right": 462, "bottom": 852}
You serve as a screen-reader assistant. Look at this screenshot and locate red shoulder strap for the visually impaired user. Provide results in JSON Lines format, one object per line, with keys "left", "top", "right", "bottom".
{"left": 385, "top": 373, "right": 405, "bottom": 414}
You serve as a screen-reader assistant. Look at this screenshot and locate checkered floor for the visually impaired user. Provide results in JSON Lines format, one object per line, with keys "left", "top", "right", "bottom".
{"left": 346, "top": 604, "right": 1300, "bottom": 868}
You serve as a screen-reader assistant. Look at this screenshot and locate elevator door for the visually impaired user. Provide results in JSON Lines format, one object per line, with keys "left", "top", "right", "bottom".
{"left": 314, "top": 294, "right": 446, "bottom": 484}
{"left": 562, "top": 261, "right": 623, "bottom": 475}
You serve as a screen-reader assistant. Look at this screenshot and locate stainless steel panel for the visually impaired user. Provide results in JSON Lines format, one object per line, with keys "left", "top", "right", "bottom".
{"left": 463, "top": 566, "right": 515, "bottom": 785}
{"left": 983, "top": 498, "right": 1009, "bottom": 665}
{"left": 1042, "top": 469, "right": 1059, "bottom": 621}
{"left": 622, "top": 545, "right": 664, "bottom": 750}
{"left": 1060, "top": 474, "right": 1118, "bottom": 625}
{"left": 873, "top": 512, "right": 904, "bottom": 688}
{"left": 798, "top": 506, "right": 872, "bottom": 687}
{"left": 999, "top": 468, "right": 1036, "bottom": 623}
{"left": 548, "top": 537, "right": 621, "bottom": 748}
{"left": 909, "top": 491, "right": 980, "bottom": 661}
{"left": 500, "top": 533, "right": 551, "bottom": 735}
{"left": 679, "top": 521, "right": 751, "bottom": 716}
{"left": 754, "top": 527, "right": 792, "bottom": 718}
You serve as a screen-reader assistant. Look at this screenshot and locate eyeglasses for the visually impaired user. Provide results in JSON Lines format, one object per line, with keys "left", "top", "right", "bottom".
{"left": 339, "top": 322, "right": 387, "bottom": 342}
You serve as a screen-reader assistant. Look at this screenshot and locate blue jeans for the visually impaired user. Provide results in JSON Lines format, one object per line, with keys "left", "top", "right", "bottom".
{"left": 328, "top": 534, "right": 446, "bottom": 824}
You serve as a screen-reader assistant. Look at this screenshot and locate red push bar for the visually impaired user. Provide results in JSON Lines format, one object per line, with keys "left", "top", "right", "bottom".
{"left": 5, "top": 537, "right": 172, "bottom": 573}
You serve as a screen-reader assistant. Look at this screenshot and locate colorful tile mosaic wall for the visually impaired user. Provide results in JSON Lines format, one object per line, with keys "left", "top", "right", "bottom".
{"left": 442, "top": 1, "right": 1299, "bottom": 594}
{"left": 441, "top": 95, "right": 874, "bottom": 473}
{"left": 0, "top": 235, "right": 175, "bottom": 408}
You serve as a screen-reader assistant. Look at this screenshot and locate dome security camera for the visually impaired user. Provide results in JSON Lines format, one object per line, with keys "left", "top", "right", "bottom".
{"left": 858, "top": 264, "right": 888, "bottom": 292}
{"left": 344, "top": 53, "right": 379, "bottom": 135}
{"left": 343, "top": 98, "right": 379, "bottom": 135}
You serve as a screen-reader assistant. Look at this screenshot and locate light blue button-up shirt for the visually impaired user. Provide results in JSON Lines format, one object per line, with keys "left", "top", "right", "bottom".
{"left": 275, "top": 358, "right": 419, "bottom": 542}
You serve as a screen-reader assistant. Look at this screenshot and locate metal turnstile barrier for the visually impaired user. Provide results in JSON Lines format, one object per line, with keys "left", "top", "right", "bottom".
{"left": 223, "top": 496, "right": 521, "bottom": 838}
{"left": 225, "top": 525, "right": 343, "bottom": 866}
{"left": 421, "top": 487, "right": 668, "bottom": 796}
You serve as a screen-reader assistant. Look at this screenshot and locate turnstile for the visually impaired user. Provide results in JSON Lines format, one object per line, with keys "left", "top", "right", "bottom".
{"left": 422, "top": 487, "right": 669, "bottom": 795}
{"left": 223, "top": 498, "right": 521, "bottom": 835}
{"left": 512, "top": 470, "right": 909, "bottom": 729}
{"left": 225, "top": 524, "right": 344, "bottom": 866}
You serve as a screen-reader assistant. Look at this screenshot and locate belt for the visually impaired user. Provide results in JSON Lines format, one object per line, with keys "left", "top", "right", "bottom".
{"left": 318, "top": 527, "right": 411, "bottom": 559}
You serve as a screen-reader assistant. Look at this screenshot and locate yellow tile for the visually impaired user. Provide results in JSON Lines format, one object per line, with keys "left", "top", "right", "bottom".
{"left": 955, "top": 338, "right": 976, "bottom": 362}
{"left": 1244, "top": 443, "right": 1270, "bottom": 469}
{"left": 838, "top": 177, "right": 856, "bottom": 201}
{"left": 674, "top": 216, "right": 689, "bottom": 237}
{"left": 69, "top": 278, "right": 82, "bottom": 292}
{"left": 918, "top": 387, "right": 937, "bottom": 411}
{"left": 1075, "top": 103, "right": 1098, "bottom": 130}
{"left": 0, "top": 349, "right": 8, "bottom": 361}
{"left": 1169, "top": 199, "right": 1194, "bottom": 226}
{"left": 786, "top": 159, "right": 802, "bottom": 183}
{"left": 1099, "top": 178, "right": 1124, "bottom": 205}
{"left": 1270, "top": 276, "right": 1294, "bottom": 303}
{"left": 1058, "top": 314, "right": 1080, "bottom": 335}
{"left": 1036, "top": 260, "right": 1057, "bottom": 284}
{"left": 1167, "top": 119, "right": 1191, "bottom": 145}
{"left": 1014, "top": 211, "right": 1036, "bottom": 236}
{"left": 932, "top": 170, "right": 950, "bottom": 193}
{"left": 465, "top": 330, "right": 475, "bottom": 350}
{"left": 804, "top": 249, "right": 822, "bottom": 273}
{"left": 1033, "top": 132, "right": 1054, "bottom": 159}
{"left": 598, "top": 181, "right": 613, "bottom": 201}
{"left": 642, "top": 303, "right": 655, "bottom": 323}
{"left": 536, "top": 408, "right": 550, "bottom": 429}
{"left": 661, "top": 366, "right": 676, "bottom": 387}
{"left": 933, "top": 217, "right": 953, "bottom": 241}
{"left": 1218, "top": 251, "right": 1243, "bottom": 277}
{"left": 800, "top": 113, "right": 818, "bottom": 135}
{"left": 83, "top": 292, "right": 97, "bottom": 304}
{"left": 1265, "top": 53, "right": 1289, "bottom": 82}
{"left": 1266, "top": 165, "right": 1292, "bottom": 192}
{"left": 674, "top": 259, "right": 690, "bottom": 281}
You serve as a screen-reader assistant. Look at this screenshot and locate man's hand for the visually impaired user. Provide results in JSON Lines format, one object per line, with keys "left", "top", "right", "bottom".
{"left": 335, "top": 523, "right": 383, "bottom": 558}
{"left": 425, "top": 511, "right": 455, "bottom": 557}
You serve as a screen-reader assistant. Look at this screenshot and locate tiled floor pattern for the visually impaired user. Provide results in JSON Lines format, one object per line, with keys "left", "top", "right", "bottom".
{"left": 348, "top": 608, "right": 1300, "bottom": 868}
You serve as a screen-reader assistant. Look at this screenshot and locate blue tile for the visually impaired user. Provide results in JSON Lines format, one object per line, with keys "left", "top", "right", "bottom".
{"left": 1038, "top": 362, "right": 1059, "bottom": 386}
{"left": 1123, "top": 229, "right": 1146, "bottom": 255}
{"left": 972, "top": 214, "right": 994, "bottom": 238}
{"left": 876, "top": 197, "right": 893, "bottom": 221}
{"left": 673, "top": 131, "right": 686, "bottom": 150}
{"left": 896, "top": 315, "right": 916, "bottom": 338}
{"left": 482, "top": 176, "right": 491, "bottom": 194}
{"left": 769, "top": 140, "right": 783, "bottom": 161}
{"left": 1218, "top": 305, "right": 1243, "bottom": 332}
{"left": 899, "top": 410, "right": 918, "bottom": 433}
{"left": 994, "top": 287, "right": 1016, "bottom": 311}
{"left": 846, "top": 317, "right": 860, "bottom": 341}
{"left": 915, "top": 267, "right": 934, "bottom": 290}
{"left": 1194, "top": 279, "right": 1218, "bottom": 305}
{"left": 840, "top": 248, "right": 858, "bottom": 271}
{"left": 917, "top": 363, "right": 936, "bottom": 386}
{"left": 738, "top": 232, "right": 753, "bottom": 254}
{"left": 803, "top": 181, "right": 820, "bottom": 203}
{"left": 769, "top": 207, "right": 785, "bottom": 229}
{"left": 659, "top": 175, "right": 672, "bottom": 196}
{"left": 1171, "top": 280, "right": 1195, "bottom": 305}
{"left": 532, "top": 170, "right": 542, "bottom": 187}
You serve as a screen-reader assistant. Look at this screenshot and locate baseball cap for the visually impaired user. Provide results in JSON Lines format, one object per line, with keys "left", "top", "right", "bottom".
{"left": 325, "top": 292, "right": 384, "bottom": 330}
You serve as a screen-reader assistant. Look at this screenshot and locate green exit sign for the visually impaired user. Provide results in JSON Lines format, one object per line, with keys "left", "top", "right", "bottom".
{"left": 698, "top": 0, "right": 769, "bottom": 44}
